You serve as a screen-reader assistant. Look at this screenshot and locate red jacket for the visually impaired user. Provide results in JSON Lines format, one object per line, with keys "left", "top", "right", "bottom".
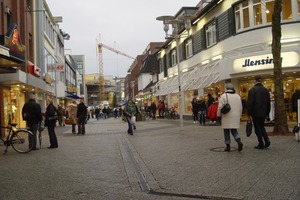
{"left": 208, "top": 103, "right": 218, "bottom": 120}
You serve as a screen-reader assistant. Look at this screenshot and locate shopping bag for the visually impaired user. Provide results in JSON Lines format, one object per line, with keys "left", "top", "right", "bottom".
{"left": 131, "top": 116, "right": 136, "bottom": 124}
{"left": 246, "top": 120, "right": 253, "bottom": 137}
{"left": 65, "top": 118, "right": 73, "bottom": 125}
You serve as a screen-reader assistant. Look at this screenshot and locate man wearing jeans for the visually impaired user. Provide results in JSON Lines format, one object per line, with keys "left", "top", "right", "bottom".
{"left": 247, "top": 76, "right": 271, "bottom": 149}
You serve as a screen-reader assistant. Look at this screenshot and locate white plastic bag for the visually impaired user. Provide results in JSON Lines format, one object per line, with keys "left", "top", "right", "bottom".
{"left": 131, "top": 116, "right": 136, "bottom": 125}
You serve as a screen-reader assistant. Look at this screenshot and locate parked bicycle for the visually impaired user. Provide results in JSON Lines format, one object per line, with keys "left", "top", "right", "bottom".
{"left": 0, "top": 120, "right": 34, "bottom": 154}
{"left": 164, "top": 107, "right": 179, "bottom": 119}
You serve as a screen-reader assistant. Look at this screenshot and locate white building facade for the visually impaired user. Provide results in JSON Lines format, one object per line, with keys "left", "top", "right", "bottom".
{"left": 155, "top": 0, "right": 300, "bottom": 119}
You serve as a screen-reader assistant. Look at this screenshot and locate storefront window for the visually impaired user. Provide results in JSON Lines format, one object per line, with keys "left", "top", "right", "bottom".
{"left": 185, "top": 90, "right": 194, "bottom": 114}
{"left": 239, "top": 76, "right": 300, "bottom": 120}
{"left": 3, "top": 88, "right": 26, "bottom": 127}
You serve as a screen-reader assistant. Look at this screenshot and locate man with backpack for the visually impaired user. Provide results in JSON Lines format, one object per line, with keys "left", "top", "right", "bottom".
{"left": 22, "top": 94, "right": 43, "bottom": 150}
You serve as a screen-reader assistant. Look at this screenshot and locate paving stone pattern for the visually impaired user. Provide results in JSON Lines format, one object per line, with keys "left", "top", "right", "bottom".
{"left": 0, "top": 118, "right": 299, "bottom": 200}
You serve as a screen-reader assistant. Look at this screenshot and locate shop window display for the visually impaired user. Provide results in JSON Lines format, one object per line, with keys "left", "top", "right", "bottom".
{"left": 3, "top": 89, "right": 26, "bottom": 127}
{"left": 239, "top": 77, "right": 300, "bottom": 121}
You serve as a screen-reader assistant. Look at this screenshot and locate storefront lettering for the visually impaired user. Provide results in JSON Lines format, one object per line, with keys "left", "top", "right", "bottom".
{"left": 233, "top": 52, "right": 299, "bottom": 74}
{"left": 242, "top": 57, "right": 273, "bottom": 67}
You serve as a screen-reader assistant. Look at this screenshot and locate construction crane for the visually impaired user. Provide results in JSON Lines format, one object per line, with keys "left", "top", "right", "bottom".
{"left": 97, "top": 41, "right": 134, "bottom": 103}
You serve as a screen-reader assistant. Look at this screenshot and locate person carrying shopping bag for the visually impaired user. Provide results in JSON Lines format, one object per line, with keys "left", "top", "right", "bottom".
{"left": 217, "top": 83, "right": 243, "bottom": 152}
{"left": 123, "top": 98, "right": 137, "bottom": 135}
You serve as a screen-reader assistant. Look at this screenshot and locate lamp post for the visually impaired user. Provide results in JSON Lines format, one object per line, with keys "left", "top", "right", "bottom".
{"left": 156, "top": 14, "right": 193, "bottom": 132}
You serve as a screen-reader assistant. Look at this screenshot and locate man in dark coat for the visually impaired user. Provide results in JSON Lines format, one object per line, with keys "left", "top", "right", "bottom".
{"left": 22, "top": 94, "right": 43, "bottom": 150}
{"left": 247, "top": 76, "right": 271, "bottom": 149}
{"left": 77, "top": 100, "right": 87, "bottom": 134}
{"left": 292, "top": 89, "right": 300, "bottom": 122}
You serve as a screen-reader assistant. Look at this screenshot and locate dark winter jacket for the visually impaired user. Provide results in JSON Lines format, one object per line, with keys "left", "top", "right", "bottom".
{"left": 292, "top": 90, "right": 300, "bottom": 112}
{"left": 77, "top": 102, "right": 87, "bottom": 119}
{"left": 45, "top": 103, "right": 57, "bottom": 127}
{"left": 22, "top": 99, "right": 43, "bottom": 124}
{"left": 198, "top": 100, "right": 207, "bottom": 111}
{"left": 247, "top": 82, "right": 270, "bottom": 118}
{"left": 192, "top": 99, "right": 199, "bottom": 113}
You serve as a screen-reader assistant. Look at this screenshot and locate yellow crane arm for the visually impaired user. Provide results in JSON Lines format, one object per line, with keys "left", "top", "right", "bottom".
{"left": 98, "top": 43, "right": 134, "bottom": 60}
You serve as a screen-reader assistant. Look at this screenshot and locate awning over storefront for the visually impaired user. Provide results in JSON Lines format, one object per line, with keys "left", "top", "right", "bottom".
{"left": 66, "top": 92, "right": 82, "bottom": 99}
{"left": 154, "top": 61, "right": 220, "bottom": 96}
{"left": 0, "top": 69, "right": 52, "bottom": 93}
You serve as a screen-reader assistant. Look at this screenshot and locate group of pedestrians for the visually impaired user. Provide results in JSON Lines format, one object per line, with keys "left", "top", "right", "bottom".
{"left": 66, "top": 100, "right": 88, "bottom": 135}
{"left": 190, "top": 76, "right": 272, "bottom": 152}
{"left": 22, "top": 96, "right": 88, "bottom": 150}
{"left": 217, "top": 76, "right": 271, "bottom": 152}
{"left": 22, "top": 95, "right": 59, "bottom": 149}
{"left": 192, "top": 93, "right": 219, "bottom": 125}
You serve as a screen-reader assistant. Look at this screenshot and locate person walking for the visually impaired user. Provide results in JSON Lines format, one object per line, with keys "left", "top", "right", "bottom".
{"left": 217, "top": 83, "right": 243, "bottom": 152}
{"left": 198, "top": 96, "right": 207, "bottom": 126}
{"left": 57, "top": 105, "right": 65, "bottom": 126}
{"left": 247, "top": 76, "right": 271, "bottom": 149}
{"left": 292, "top": 89, "right": 300, "bottom": 122}
{"left": 206, "top": 93, "right": 215, "bottom": 123}
{"left": 123, "top": 98, "right": 137, "bottom": 135}
{"left": 158, "top": 101, "right": 165, "bottom": 119}
{"left": 68, "top": 100, "right": 78, "bottom": 134}
{"left": 95, "top": 107, "right": 100, "bottom": 120}
{"left": 45, "top": 99, "right": 58, "bottom": 149}
{"left": 150, "top": 101, "right": 157, "bottom": 120}
{"left": 22, "top": 94, "right": 43, "bottom": 150}
{"left": 77, "top": 99, "right": 88, "bottom": 135}
{"left": 192, "top": 97, "right": 199, "bottom": 123}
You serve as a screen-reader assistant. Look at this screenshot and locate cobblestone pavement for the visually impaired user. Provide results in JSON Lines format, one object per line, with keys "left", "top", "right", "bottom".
{"left": 0, "top": 118, "right": 299, "bottom": 200}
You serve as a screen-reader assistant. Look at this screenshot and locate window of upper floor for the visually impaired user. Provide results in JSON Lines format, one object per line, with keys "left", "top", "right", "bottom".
{"left": 171, "top": 49, "right": 177, "bottom": 66}
{"left": 44, "top": 15, "right": 55, "bottom": 45}
{"left": 235, "top": 0, "right": 299, "bottom": 33}
{"left": 185, "top": 38, "right": 193, "bottom": 59}
{"left": 205, "top": 20, "right": 217, "bottom": 48}
{"left": 158, "top": 59, "right": 163, "bottom": 73}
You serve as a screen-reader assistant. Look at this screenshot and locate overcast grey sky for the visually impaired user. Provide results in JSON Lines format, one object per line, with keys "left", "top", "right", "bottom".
{"left": 46, "top": 0, "right": 199, "bottom": 77}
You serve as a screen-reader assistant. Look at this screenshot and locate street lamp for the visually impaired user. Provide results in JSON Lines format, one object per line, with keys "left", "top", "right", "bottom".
{"left": 156, "top": 14, "right": 194, "bottom": 132}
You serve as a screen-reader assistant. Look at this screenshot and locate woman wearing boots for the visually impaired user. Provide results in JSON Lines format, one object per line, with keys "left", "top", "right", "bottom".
{"left": 217, "top": 83, "right": 243, "bottom": 152}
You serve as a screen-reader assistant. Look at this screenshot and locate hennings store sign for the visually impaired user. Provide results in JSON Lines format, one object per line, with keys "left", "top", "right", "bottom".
{"left": 233, "top": 52, "right": 299, "bottom": 73}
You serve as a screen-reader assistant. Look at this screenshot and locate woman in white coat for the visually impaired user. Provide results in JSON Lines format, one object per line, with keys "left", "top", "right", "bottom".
{"left": 217, "top": 83, "right": 243, "bottom": 152}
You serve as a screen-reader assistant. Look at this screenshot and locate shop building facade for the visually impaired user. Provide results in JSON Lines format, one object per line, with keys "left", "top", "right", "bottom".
{"left": 0, "top": 0, "right": 50, "bottom": 129}
{"left": 155, "top": 0, "right": 300, "bottom": 120}
{"left": 0, "top": 0, "right": 78, "bottom": 132}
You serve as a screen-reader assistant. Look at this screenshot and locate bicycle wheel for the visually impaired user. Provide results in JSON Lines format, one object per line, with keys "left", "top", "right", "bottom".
{"left": 10, "top": 130, "right": 34, "bottom": 153}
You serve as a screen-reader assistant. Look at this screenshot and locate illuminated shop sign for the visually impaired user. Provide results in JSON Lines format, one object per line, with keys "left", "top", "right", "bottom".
{"left": 0, "top": 23, "right": 25, "bottom": 60}
{"left": 233, "top": 52, "right": 300, "bottom": 73}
